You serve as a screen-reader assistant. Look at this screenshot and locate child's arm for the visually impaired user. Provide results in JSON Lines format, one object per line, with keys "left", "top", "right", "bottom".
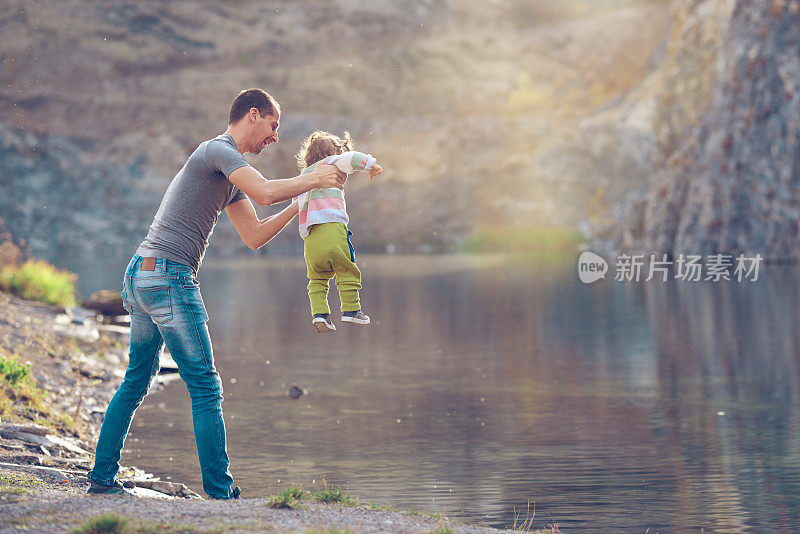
{"left": 325, "top": 151, "right": 381, "bottom": 178}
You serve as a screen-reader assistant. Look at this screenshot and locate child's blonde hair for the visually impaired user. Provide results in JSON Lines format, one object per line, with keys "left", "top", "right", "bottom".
{"left": 295, "top": 130, "right": 354, "bottom": 170}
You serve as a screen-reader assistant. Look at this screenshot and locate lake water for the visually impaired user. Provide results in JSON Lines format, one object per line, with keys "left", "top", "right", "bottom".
{"left": 69, "top": 254, "right": 800, "bottom": 532}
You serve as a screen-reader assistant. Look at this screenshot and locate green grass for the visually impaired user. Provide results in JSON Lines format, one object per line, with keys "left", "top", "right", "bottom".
{"left": 265, "top": 483, "right": 359, "bottom": 509}
{"left": 462, "top": 225, "right": 584, "bottom": 263}
{"left": 0, "top": 258, "right": 78, "bottom": 307}
{"left": 0, "top": 352, "right": 40, "bottom": 420}
{"left": 71, "top": 513, "right": 197, "bottom": 534}
{"left": 422, "top": 526, "right": 457, "bottom": 534}
{"left": 0, "top": 471, "right": 43, "bottom": 487}
{"left": 0, "top": 353, "right": 31, "bottom": 386}
{"left": 311, "top": 485, "right": 359, "bottom": 506}
{"left": 0, "top": 470, "right": 42, "bottom": 498}
{"left": 0, "top": 485, "right": 31, "bottom": 496}
{"left": 0, "top": 351, "right": 71, "bottom": 428}
{"left": 266, "top": 484, "right": 307, "bottom": 509}
{"left": 72, "top": 513, "right": 128, "bottom": 534}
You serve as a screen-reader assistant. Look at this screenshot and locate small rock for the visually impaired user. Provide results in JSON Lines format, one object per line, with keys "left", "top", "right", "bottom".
{"left": 288, "top": 385, "right": 307, "bottom": 399}
{"left": 149, "top": 480, "right": 176, "bottom": 495}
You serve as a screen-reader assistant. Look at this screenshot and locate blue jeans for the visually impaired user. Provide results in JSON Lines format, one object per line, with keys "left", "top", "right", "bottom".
{"left": 89, "top": 255, "right": 236, "bottom": 499}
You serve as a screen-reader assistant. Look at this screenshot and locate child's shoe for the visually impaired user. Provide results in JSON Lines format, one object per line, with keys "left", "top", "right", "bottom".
{"left": 312, "top": 313, "right": 336, "bottom": 333}
{"left": 342, "top": 310, "right": 370, "bottom": 325}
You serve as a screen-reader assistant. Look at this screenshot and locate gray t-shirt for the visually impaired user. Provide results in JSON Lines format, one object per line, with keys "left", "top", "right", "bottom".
{"left": 136, "top": 133, "right": 249, "bottom": 272}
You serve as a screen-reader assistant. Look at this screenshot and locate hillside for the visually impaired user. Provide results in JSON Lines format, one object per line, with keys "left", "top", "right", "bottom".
{"left": 0, "top": 0, "right": 668, "bottom": 259}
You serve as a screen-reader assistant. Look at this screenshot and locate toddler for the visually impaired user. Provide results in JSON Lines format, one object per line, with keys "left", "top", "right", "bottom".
{"left": 294, "top": 131, "right": 382, "bottom": 333}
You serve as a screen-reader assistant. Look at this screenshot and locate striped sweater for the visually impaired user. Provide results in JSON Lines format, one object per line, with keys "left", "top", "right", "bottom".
{"left": 296, "top": 151, "right": 376, "bottom": 239}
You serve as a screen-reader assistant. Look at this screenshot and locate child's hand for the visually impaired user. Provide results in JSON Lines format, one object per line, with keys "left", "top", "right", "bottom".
{"left": 368, "top": 163, "right": 383, "bottom": 179}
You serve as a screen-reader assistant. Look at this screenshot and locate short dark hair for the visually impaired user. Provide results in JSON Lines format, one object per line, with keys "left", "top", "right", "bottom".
{"left": 229, "top": 88, "right": 281, "bottom": 124}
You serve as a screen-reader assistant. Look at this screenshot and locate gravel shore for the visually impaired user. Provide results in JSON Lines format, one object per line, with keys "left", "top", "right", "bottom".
{"left": 0, "top": 465, "right": 515, "bottom": 533}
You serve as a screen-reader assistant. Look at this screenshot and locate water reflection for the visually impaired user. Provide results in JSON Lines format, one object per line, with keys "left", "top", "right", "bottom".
{"left": 96, "top": 255, "right": 800, "bottom": 532}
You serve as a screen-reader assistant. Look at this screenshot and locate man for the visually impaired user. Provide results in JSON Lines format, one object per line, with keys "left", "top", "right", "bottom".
{"left": 87, "top": 89, "right": 345, "bottom": 499}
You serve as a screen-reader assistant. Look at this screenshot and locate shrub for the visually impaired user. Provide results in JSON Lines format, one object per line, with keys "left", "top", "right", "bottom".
{"left": 0, "top": 259, "right": 78, "bottom": 307}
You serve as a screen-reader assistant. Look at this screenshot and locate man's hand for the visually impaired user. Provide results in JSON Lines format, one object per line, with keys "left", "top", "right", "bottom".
{"left": 368, "top": 163, "right": 383, "bottom": 180}
{"left": 311, "top": 164, "right": 347, "bottom": 189}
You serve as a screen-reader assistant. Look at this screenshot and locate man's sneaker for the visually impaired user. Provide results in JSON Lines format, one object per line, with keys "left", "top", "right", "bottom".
{"left": 86, "top": 478, "right": 135, "bottom": 496}
{"left": 210, "top": 486, "right": 241, "bottom": 500}
{"left": 342, "top": 310, "right": 370, "bottom": 325}
{"left": 312, "top": 314, "right": 336, "bottom": 333}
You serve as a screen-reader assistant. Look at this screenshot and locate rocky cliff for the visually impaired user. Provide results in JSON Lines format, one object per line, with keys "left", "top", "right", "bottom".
{"left": 598, "top": 0, "right": 800, "bottom": 260}
{"left": 0, "top": 0, "right": 667, "bottom": 260}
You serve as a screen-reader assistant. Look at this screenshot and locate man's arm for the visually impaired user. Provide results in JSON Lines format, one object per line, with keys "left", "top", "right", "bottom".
{"left": 228, "top": 164, "right": 345, "bottom": 206}
{"left": 226, "top": 197, "right": 299, "bottom": 250}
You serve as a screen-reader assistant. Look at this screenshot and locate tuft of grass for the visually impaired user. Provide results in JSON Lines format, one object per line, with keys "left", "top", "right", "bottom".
{"left": 423, "top": 526, "right": 457, "bottom": 534}
{"left": 72, "top": 513, "right": 128, "bottom": 534}
{"left": 0, "top": 258, "right": 78, "bottom": 307}
{"left": 311, "top": 485, "right": 359, "bottom": 507}
{"left": 511, "top": 500, "right": 562, "bottom": 533}
{"left": 0, "top": 352, "right": 42, "bottom": 418}
{"left": 0, "top": 351, "right": 65, "bottom": 426}
{"left": 512, "top": 500, "right": 535, "bottom": 532}
{"left": 0, "top": 471, "right": 43, "bottom": 487}
{"left": 266, "top": 485, "right": 307, "bottom": 509}
{"left": 0, "top": 485, "right": 31, "bottom": 497}
{"left": 71, "top": 513, "right": 197, "bottom": 534}
{"left": 0, "top": 353, "right": 31, "bottom": 385}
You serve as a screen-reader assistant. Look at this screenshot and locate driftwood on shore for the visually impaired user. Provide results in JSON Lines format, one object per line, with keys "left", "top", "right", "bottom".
{"left": 80, "top": 289, "right": 127, "bottom": 317}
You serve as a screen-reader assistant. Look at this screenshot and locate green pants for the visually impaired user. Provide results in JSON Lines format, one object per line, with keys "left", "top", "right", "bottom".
{"left": 304, "top": 223, "right": 362, "bottom": 315}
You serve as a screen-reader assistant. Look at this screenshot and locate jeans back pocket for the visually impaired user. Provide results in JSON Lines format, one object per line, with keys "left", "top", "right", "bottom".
{"left": 137, "top": 285, "right": 173, "bottom": 325}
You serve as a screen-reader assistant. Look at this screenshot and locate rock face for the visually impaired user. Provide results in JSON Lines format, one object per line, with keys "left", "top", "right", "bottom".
{"left": 0, "top": 125, "right": 152, "bottom": 260}
{"left": 612, "top": 0, "right": 800, "bottom": 260}
{"left": 1, "top": 1, "right": 670, "bottom": 257}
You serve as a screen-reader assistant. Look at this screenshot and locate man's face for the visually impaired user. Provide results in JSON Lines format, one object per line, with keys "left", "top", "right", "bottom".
{"left": 251, "top": 112, "right": 279, "bottom": 154}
